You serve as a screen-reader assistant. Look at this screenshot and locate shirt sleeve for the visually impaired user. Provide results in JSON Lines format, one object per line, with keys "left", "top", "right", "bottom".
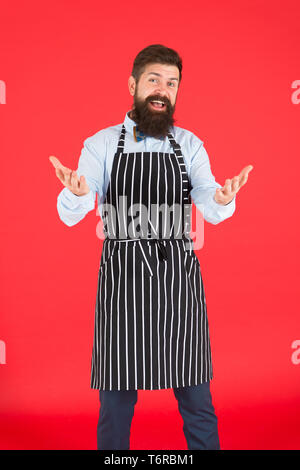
{"left": 56, "top": 137, "right": 104, "bottom": 227}
{"left": 189, "top": 135, "right": 236, "bottom": 225}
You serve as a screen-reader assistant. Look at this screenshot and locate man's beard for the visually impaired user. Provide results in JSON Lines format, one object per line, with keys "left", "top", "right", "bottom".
{"left": 130, "top": 92, "right": 176, "bottom": 138}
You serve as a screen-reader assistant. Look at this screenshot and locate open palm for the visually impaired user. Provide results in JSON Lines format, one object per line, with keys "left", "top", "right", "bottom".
{"left": 214, "top": 165, "right": 254, "bottom": 205}
{"left": 49, "top": 156, "right": 90, "bottom": 196}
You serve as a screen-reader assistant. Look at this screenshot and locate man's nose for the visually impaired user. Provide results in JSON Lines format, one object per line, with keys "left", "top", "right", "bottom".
{"left": 155, "top": 84, "right": 169, "bottom": 96}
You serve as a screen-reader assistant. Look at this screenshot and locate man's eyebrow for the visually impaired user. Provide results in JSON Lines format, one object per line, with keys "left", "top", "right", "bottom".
{"left": 146, "top": 72, "right": 179, "bottom": 81}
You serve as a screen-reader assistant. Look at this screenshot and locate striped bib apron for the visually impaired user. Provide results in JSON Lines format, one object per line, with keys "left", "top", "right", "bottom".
{"left": 90, "top": 124, "right": 213, "bottom": 390}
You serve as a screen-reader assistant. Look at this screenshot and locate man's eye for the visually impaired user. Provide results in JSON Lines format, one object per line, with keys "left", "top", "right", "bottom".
{"left": 149, "top": 78, "right": 175, "bottom": 87}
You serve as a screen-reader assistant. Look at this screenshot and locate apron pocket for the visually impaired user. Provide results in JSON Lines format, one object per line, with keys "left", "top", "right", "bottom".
{"left": 183, "top": 248, "right": 200, "bottom": 276}
{"left": 99, "top": 243, "right": 119, "bottom": 270}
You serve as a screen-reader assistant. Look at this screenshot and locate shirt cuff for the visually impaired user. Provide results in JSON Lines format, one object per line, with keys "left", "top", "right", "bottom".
{"left": 60, "top": 187, "right": 95, "bottom": 208}
{"left": 208, "top": 192, "right": 236, "bottom": 213}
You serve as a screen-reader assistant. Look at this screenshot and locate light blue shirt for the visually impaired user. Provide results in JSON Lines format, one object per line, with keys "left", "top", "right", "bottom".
{"left": 56, "top": 110, "right": 236, "bottom": 227}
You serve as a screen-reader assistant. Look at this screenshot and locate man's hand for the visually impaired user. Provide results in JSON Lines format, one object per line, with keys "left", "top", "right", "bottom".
{"left": 49, "top": 156, "right": 90, "bottom": 196}
{"left": 213, "top": 165, "right": 254, "bottom": 205}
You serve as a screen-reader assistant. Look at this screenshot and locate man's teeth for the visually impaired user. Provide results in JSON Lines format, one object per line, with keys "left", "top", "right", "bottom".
{"left": 151, "top": 100, "right": 165, "bottom": 104}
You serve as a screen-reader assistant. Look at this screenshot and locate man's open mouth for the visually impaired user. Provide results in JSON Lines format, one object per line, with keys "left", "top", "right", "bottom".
{"left": 149, "top": 100, "right": 166, "bottom": 110}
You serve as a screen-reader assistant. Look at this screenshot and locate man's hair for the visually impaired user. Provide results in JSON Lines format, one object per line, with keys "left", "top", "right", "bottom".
{"left": 131, "top": 44, "right": 183, "bottom": 84}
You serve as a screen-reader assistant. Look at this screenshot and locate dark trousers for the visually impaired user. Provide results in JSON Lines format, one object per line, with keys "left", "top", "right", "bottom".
{"left": 97, "top": 380, "right": 220, "bottom": 450}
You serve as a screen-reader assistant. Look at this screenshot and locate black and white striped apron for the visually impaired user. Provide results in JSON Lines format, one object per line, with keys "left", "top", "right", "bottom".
{"left": 90, "top": 124, "right": 213, "bottom": 390}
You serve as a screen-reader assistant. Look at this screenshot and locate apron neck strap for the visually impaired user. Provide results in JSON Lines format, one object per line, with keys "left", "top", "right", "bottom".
{"left": 166, "top": 132, "right": 183, "bottom": 157}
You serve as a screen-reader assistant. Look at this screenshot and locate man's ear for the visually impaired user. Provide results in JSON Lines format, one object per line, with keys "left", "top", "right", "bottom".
{"left": 128, "top": 75, "right": 136, "bottom": 97}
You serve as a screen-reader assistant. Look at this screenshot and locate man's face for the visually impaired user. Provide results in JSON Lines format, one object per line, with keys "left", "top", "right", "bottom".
{"left": 128, "top": 63, "right": 180, "bottom": 138}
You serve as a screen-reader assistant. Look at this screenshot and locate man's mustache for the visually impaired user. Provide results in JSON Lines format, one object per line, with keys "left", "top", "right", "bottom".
{"left": 145, "top": 95, "right": 171, "bottom": 106}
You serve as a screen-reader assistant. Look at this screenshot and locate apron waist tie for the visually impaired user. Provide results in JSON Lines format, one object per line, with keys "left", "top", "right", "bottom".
{"left": 107, "top": 237, "right": 192, "bottom": 276}
{"left": 108, "top": 238, "right": 189, "bottom": 275}
{"left": 115, "top": 238, "right": 167, "bottom": 262}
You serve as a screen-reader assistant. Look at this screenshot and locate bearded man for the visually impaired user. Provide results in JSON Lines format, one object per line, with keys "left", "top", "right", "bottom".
{"left": 50, "top": 44, "right": 253, "bottom": 450}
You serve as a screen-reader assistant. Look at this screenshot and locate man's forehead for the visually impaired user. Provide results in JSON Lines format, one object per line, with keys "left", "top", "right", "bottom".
{"left": 142, "top": 63, "right": 179, "bottom": 80}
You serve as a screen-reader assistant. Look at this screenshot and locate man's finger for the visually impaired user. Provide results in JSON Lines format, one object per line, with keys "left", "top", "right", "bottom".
{"left": 238, "top": 165, "right": 254, "bottom": 182}
{"left": 49, "top": 156, "right": 72, "bottom": 175}
{"left": 71, "top": 170, "right": 79, "bottom": 189}
{"left": 240, "top": 174, "right": 249, "bottom": 187}
{"left": 64, "top": 169, "right": 72, "bottom": 187}
{"left": 49, "top": 156, "right": 63, "bottom": 169}
{"left": 79, "top": 175, "right": 86, "bottom": 189}
{"left": 55, "top": 168, "right": 64, "bottom": 182}
{"left": 222, "top": 179, "right": 232, "bottom": 194}
{"left": 232, "top": 176, "right": 240, "bottom": 192}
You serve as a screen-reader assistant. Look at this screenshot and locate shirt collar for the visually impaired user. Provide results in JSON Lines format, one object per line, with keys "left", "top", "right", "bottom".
{"left": 124, "top": 110, "right": 173, "bottom": 142}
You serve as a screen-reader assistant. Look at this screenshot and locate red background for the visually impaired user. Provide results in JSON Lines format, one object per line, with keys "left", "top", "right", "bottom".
{"left": 1, "top": 0, "right": 299, "bottom": 450}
